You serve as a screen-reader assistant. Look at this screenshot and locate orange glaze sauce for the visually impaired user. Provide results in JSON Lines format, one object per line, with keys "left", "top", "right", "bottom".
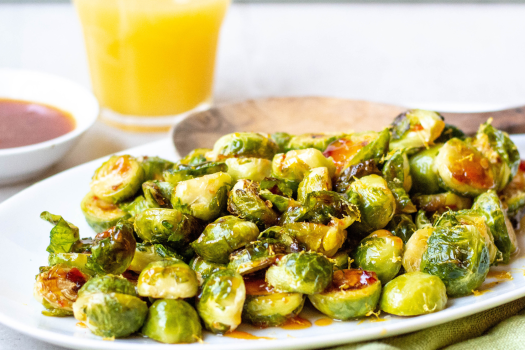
{"left": 326, "top": 269, "right": 378, "bottom": 293}
{"left": 323, "top": 136, "right": 373, "bottom": 173}
{"left": 314, "top": 318, "right": 333, "bottom": 327}
{"left": 487, "top": 270, "right": 513, "bottom": 280}
{"left": 243, "top": 274, "right": 274, "bottom": 296}
{"left": 448, "top": 142, "right": 495, "bottom": 190}
{"left": 0, "top": 98, "right": 75, "bottom": 149}
{"left": 76, "top": 322, "right": 87, "bottom": 328}
{"left": 280, "top": 316, "right": 312, "bottom": 330}
{"left": 224, "top": 331, "right": 276, "bottom": 340}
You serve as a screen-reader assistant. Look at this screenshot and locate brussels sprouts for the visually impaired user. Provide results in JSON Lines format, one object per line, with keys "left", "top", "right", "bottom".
{"left": 434, "top": 138, "right": 496, "bottom": 197}
{"left": 297, "top": 167, "right": 332, "bottom": 203}
{"left": 408, "top": 144, "right": 442, "bottom": 195}
{"left": 402, "top": 227, "right": 433, "bottom": 273}
{"left": 164, "top": 161, "right": 228, "bottom": 186}
{"left": 385, "top": 214, "right": 417, "bottom": 244}
{"left": 258, "top": 226, "right": 307, "bottom": 253}
{"left": 196, "top": 269, "right": 246, "bottom": 334}
{"left": 286, "top": 133, "right": 345, "bottom": 152}
{"left": 191, "top": 216, "right": 260, "bottom": 264}
{"left": 189, "top": 256, "right": 227, "bottom": 284}
{"left": 501, "top": 164, "right": 525, "bottom": 219}
{"left": 260, "top": 177, "right": 299, "bottom": 198}
{"left": 271, "top": 132, "right": 293, "bottom": 152}
{"left": 412, "top": 192, "right": 472, "bottom": 213}
{"left": 421, "top": 224, "right": 490, "bottom": 297}
{"left": 266, "top": 252, "right": 333, "bottom": 294}
{"left": 225, "top": 158, "right": 272, "bottom": 183}
{"left": 382, "top": 149, "right": 416, "bottom": 213}
{"left": 435, "top": 124, "right": 466, "bottom": 143}
{"left": 415, "top": 210, "right": 432, "bottom": 229}
{"left": 119, "top": 195, "right": 153, "bottom": 218}
{"left": 389, "top": 109, "right": 445, "bottom": 151}
{"left": 332, "top": 247, "right": 352, "bottom": 270}
{"left": 333, "top": 160, "right": 382, "bottom": 193}
{"left": 259, "top": 189, "right": 297, "bottom": 213}
{"left": 379, "top": 272, "right": 447, "bottom": 316}
{"left": 272, "top": 148, "right": 336, "bottom": 182}
{"left": 137, "top": 260, "right": 198, "bottom": 299}
{"left": 471, "top": 121, "right": 520, "bottom": 191}
{"left": 129, "top": 243, "right": 184, "bottom": 273}
{"left": 473, "top": 191, "right": 518, "bottom": 264}
{"left": 80, "top": 192, "right": 129, "bottom": 233}
{"left": 77, "top": 274, "right": 137, "bottom": 298}
{"left": 227, "top": 179, "right": 279, "bottom": 229}
{"left": 86, "top": 221, "right": 136, "bottom": 275}
{"left": 309, "top": 269, "right": 381, "bottom": 320}
{"left": 40, "top": 211, "right": 80, "bottom": 254}
{"left": 34, "top": 264, "right": 90, "bottom": 316}
{"left": 347, "top": 175, "right": 396, "bottom": 234}
{"left": 139, "top": 156, "right": 175, "bottom": 181}
{"left": 134, "top": 208, "right": 201, "bottom": 249}
{"left": 179, "top": 148, "right": 212, "bottom": 166}
{"left": 283, "top": 222, "right": 347, "bottom": 257}
{"left": 48, "top": 253, "right": 93, "bottom": 274}
{"left": 142, "top": 299, "right": 202, "bottom": 344}
{"left": 228, "top": 239, "right": 286, "bottom": 275}
{"left": 172, "top": 172, "right": 232, "bottom": 221}
{"left": 90, "top": 155, "right": 145, "bottom": 203}
{"left": 242, "top": 275, "right": 305, "bottom": 327}
{"left": 353, "top": 230, "right": 404, "bottom": 284}
{"left": 209, "top": 132, "right": 279, "bottom": 160}
{"left": 142, "top": 181, "right": 174, "bottom": 208}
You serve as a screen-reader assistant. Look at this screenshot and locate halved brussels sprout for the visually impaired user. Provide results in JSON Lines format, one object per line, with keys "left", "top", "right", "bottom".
{"left": 402, "top": 227, "right": 433, "bottom": 273}
{"left": 500, "top": 163, "right": 525, "bottom": 220}
{"left": 142, "top": 181, "right": 174, "bottom": 208}
{"left": 382, "top": 149, "right": 416, "bottom": 213}
{"left": 142, "top": 299, "right": 202, "bottom": 344}
{"left": 412, "top": 192, "right": 472, "bottom": 213}
{"left": 353, "top": 230, "right": 404, "bottom": 284}
{"left": 266, "top": 252, "right": 333, "bottom": 294}
{"left": 40, "top": 211, "right": 80, "bottom": 254}
{"left": 309, "top": 269, "right": 381, "bottom": 320}
{"left": 189, "top": 256, "right": 227, "bottom": 284}
{"left": 225, "top": 157, "right": 272, "bottom": 183}
{"left": 332, "top": 247, "right": 352, "bottom": 270}
{"left": 258, "top": 226, "right": 307, "bottom": 253}
{"left": 90, "top": 155, "right": 145, "bottom": 203}
{"left": 271, "top": 132, "right": 293, "bottom": 152}
{"left": 347, "top": 175, "right": 396, "bottom": 234}
{"left": 435, "top": 124, "right": 466, "bottom": 143}
{"left": 227, "top": 179, "right": 279, "bottom": 229}
{"left": 272, "top": 148, "right": 336, "bottom": 182}
{"left": 139, "top": 156, "right": 175, "bottom": 181}
{"left": 415, "top": 210, "right": 433, "bottom": 230}
{"left": 86, "top": 221, "right": 136, "bottom": 275}
{"left": 283, "top": 222, "right": 347, "bottom": 257}
{"left": 171, "top": 172, "right": 232, "bottom": 221}
{"left": 228, "top": 239, "right": 286, "bottom": 275}
{"left": 259, "top": 189, "right": 297, "bottom": 213}
{"left": 191, "top": 216, "right": 260, "bottom": 264}
{"left": 473, "top": 191, "right": 518, "bottom": 264}
{"left": 119, "top": 195, "right": 154, "bottom": 218}
{"left": 48, "top": 253, "right": 93, "bottom": 274}
{"left": 34, "top": 264, "right": 90, "bottom": 316}
{"left": 208, "top": 132, "right": 279, "bottom": 160}
{"left": 77, "top": 274, "right": 137, "bottom": 298}
{"left": 286, "top": 133, "right": 345, "bottom": 152}
{"left": 134, "top": 208, "right": 201, "bottom": 249}
{"left": 409, "top": 144, "right": 442, "bottom": 195}
{"left": 297, "top": 167, "right": 332, "bottom": 203}
{"left": 128, "top": 243, "right": 184, "bottom": 273}
{"left": 242, "top": 274, "right": 305, "bottom": 327}
{"left": 385, "top": 214, "right": 417, "bottom": 244}
{"left": 421, "top": 224, "right": 490, "bottom": 297}
{"left": 379, "top": 272, "right": 447, "bottom": 316}
{"left": 164, "top": 161, "right": 227, "bottom": 186}
{"left": 80, "top": 192, "right": 129, "bottom": 233}
{"left": 389, "top": 109, "right": 445, "bottom": 151}
{"left": 196, "top": 269, "right": 246, "bottom": 334}
{"left": 434, "top": 138, "right": 496, "bottom": 197}
{"left": 137, "top": 259, "right": 198, "bottom": 299}
{"left": 179, "top": 148, "right": 212, "bottom": 166}
{"left": 260, "top": 177, "right": 299, "bottom": 198}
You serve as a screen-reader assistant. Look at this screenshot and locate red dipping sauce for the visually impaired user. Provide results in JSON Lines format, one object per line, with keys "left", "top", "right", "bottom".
{"left": 0, "top": 98, "right": 75, "bottom": 149}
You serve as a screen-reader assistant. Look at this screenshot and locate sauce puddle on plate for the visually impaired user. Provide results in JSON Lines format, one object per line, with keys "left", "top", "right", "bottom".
{"left": 314, "top": 318, "right": 334, "bottom": 327}
{"left": 280, "top": 316, "right": 312, "bottom": 330}
{"left": 224, "top": 331, "right": 276, "bottom": 340}
{"left": 0, "top": 98, "right": 75, "bottom": 149}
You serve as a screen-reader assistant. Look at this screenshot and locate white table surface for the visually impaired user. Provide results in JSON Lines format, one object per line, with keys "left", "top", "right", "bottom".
{"left": 1, "top": 2, "right": 525, "bottom": 349}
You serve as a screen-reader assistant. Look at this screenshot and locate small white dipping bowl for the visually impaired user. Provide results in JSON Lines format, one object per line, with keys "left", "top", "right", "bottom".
{"left": 0, "top": 68, "right": 99, "bottom": 185}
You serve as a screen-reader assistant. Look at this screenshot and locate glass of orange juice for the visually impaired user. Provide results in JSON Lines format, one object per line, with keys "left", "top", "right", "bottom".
{"left": 74, "top": 0, "right": 230, "bottom": 131}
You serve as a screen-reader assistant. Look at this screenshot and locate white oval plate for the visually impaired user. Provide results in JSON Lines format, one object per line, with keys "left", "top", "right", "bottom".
{"left": 2, "top": 136, "right": 525, "bottom": 350}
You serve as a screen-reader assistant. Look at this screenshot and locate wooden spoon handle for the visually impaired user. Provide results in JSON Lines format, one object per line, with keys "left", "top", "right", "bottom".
{"left": 441, "top": 106, "right": 525, "bottom": 135}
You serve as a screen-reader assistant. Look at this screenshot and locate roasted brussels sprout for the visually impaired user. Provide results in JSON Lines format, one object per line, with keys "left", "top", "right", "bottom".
{"left": 128, "top": 243, "right": 184, "bottom": 273}
{"left": 332, "top": 247, "right": 352, "bottom": 270}
{"left": 259, "top": 189, "right": 297, "bottom": 213}
{"left": 382, "top": 149, "right": 416, "bottom": 213}
{"left": 309, "top": 269, "right": 381, "bottom": 320}
{"left": 90, "top": 155, "right": 145, "bottom": 203}
{"left": 385, "top": 214, "right": 417, "bottom": 244}
{"left": 260, "top": 177, "right": 299, "bottom": 198}
{"left": 283, "top": 222, "right": 347, "bottom": 257}
{"left": 353, "top": 230, "right": 404, "bottom": 284}
{"left": 242, "top": 274, "right": 305, "bottom": 327}
{"left": 434, "top": 138, "right": 496, "bottom": 197}
{"left": 77, "top": 274, "right": 137, "bottom": 297}
{"left": 119, "top": 195, "right": 153, "bottom": 218}
{"left": 191, "top": 216, "right": 260, "bottom": 264}
{"left": 412, "top": 192, "right": 472, "bottom": 213}
{"left": 139, "top": 156, "right": 175, "bottom": 181}
{"left": 134, "top": 208, "right": 201, "bottom": 249}
{"left": 142, "top": 181, "right": 174, "bottom": 208}
{"left": 196, "top": 269, "right": 246, "bottom": 334}
{"left": 137, "top": 259, "right": 198, "bottom": 299}
{"left": 179, "top": 148, "right": 212, "bottom": 166}
{"left": 228, "top": 239, "right": 286, "bottom": 275}
{"left": 500, "top": 163, "right": 525, "bottom": 221}
{"left": 189, "top": 256, "right": 227, "bottom": 284}
{"left": 142, "top": 299, "right": 202, "bottom": 344}
{"left": 389, "top": 109, "right": 445, "bottom": 151}
{"left": 435, "top": 124, "right": 465, "bottom": 143}
{"left": 227, "top": 179, "right": 278, "bottom": 229}
{"left": 48, "top": 253, "right": 93, "bottom": 274}
{"left": 272, "top": 148, "right": 336, "bottom": 182}
{"left": 415, "top": 210, "right": 432, "bottom": 229}
{"left": 420, "top": 224, "right": 490, "bottom": 297}
{"left": 271, "top": 132, "right": 293, "bottom": 152}
{"left": 164, "top": 161, "right": 227, "bottom": 186}
{"left": 409, "top": 144, "right": 442, "bottom": 195}
{"left": 266, "top": 252, "right": 333, "bottom": 294}
{"left": 258, "top": 226, "right": 307, "bottom": 253}
{"left": 286, "top": 133, "right": 345, "bottom": 152}
{"left": 347, "top": 175, "right": 396, "bottom": 234}
{"left": 402, "top": 227, "right": 433, "bottom": 273}
{"left": 34, "top": 264, "right": 90, "bottom": 316}
{"left": 40, "top": 211, "right": 80, "bottom": 254}
{"left": 171, "top": 172, "right": 232, "bottom": 221}
{"left": 297, "top": 167, "right": 332, "bottom": 203}
{"left": 379, "top": 272, "right": 447, "bottom": 316}
{"left": 80, "top": 192, "right": 129, "bottom": 233}
{"left": 225, "top": 158, "right": 272, "bottom": 182}
{"left": 208, "top": 132, "right": 279, "bottom": 160}
{"left": 473, "top": 191, "right": 518, "bottom": 264}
